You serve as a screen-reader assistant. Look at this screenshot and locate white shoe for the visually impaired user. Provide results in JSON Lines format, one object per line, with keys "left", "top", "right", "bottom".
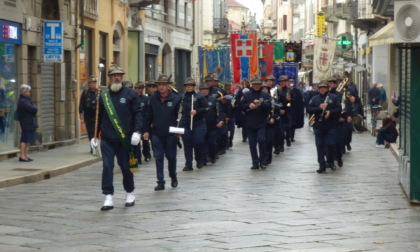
{"left": 101, "top": 194, "right": 113, "bottom": 211}
{"left": 375, "top": 144, "right": 385, "bottom": 148}
{"left": 125, "top": 192, "right": 135, "bottom": 207}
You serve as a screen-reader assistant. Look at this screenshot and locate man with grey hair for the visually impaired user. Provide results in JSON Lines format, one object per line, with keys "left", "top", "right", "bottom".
{"left": 93, "top": 63, "right": 143, "bottom": 211}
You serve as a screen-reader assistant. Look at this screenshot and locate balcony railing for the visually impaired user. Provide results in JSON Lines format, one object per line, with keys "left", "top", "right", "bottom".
{"left": 129, "top": 0, "right": 160, "bottom": 8}
{"left": 213, "top": 18, "right": 229, "bottom": 34}
{"left": 335, "top": 1, "right": 352, "bottom": 20}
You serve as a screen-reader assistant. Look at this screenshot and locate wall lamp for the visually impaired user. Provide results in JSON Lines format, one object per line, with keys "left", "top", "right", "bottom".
{"left": 148, "top": 35, "right": 163, "bottom": 43}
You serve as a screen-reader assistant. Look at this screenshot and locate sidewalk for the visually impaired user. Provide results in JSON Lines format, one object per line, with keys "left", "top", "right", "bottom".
{"left": 0, "top": 139, "right": 101, "bottom": 188}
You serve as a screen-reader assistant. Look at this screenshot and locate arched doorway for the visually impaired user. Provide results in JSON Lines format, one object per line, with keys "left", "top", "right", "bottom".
{"left": 113, "top": 22, "right": 124, "bottom": 66}
{"left": 161, "top": 43, "right": 172, "bottom": 76}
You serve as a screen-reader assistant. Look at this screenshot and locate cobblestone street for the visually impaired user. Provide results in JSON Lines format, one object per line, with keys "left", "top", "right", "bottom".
{"left": 1, "top": 127, "right": 419, "bottom": 251}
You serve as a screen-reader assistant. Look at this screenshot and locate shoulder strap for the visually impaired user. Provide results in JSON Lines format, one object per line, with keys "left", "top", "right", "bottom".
{"left": 101, "top": 90, "right": 138, "bottom": 171}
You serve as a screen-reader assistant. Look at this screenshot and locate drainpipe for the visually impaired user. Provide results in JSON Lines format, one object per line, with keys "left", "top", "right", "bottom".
{"left": 75, "top": 0, "right": 85, "bottom": 49}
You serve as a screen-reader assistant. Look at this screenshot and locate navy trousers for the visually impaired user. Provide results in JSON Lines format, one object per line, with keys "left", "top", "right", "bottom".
{"left": 151, "top": 134, "right": 177, "bottom": 185}
{"left": 100, "top": 139, "right": 134, "bottom": 195}
{"left": 247, "top": 127, "right": 267, "bottom": 166}
{"left": 182, "top": 119, "right": 207, "bottom": 167}
{"left": 201, "top": 127, "right": 218, "bottom": 162}
{"left": 265, "top": 124, "right": 275, "bottom": 163}
{"left": 314, "top": 127, "right": 336, "bottom": 168}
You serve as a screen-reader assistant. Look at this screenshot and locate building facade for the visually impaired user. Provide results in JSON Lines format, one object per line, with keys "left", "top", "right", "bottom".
{"left": 0, "top": 0, "right": 77, "bottom": 159}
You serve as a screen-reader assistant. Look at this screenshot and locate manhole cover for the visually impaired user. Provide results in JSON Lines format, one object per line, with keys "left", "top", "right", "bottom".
{"left": 12, "top": 168, "right": 41, "bottom": 171}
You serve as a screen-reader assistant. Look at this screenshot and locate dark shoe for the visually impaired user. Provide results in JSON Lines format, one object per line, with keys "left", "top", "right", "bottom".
{"left": 215, "top": 154, "right": 219, "bottom": 159}
{"left": 329, "top": 162, "right": 336, "bottom": 170}
{"left": 210, "top": 157, "right": 216, "bottom": 164}
{"left": 145, "top": 154, "right": 151, "bottom": 162}
{"left": 19, "top": 157, "right": 31, "bottom": 162}
{"left": 286, "top": 140, "right": 291, "bottom": 147}
{"left": 197, "top": 162, "right": 203, "bottom": 169}
{"left": 250, "top": 164, "right": 259, "bottom": 170}
{"left": 100, "top": 205, "right": 114, "bottom": 211}
{"left": 171, "top": 177, "right": 178, "bottom": 188}
{"left": 273, "top": 148, "right": 280, "bottom": 155}
{"left": 337, "top": 158, "right": 343, "bottom": 167}
{"left": 385, "top": 144, "right": 390, "bottom": 149}
{"left": 154, "top": 184, "right": 165, "bottom": 191}
{"left": 279, "top": 147, "right": 284, "bottom": 152}
{"left": 219, "top": 149, "right": 226, "bottom": 155}
{"left": 317, "top": 168, "right": 326, "bottom": 173}
{"left": 260, "top": 164, "right": 267, "bottom": 170}
{"left": 183, "top": 166, "right": 193, "bottom": 171}
{"left": 346, "top": 144, "right": 352, "bottom": 151}
{"left": 291, "top": 139, "right": 295, "bottom": 142}
{"left": 202, "top": 162, "right": 207, "bottom": 166}
{"left": 229, "top": 142, "right": 233, "bottom": 147}
{"left": 27, "top": 157, "right": 33, "bottom": 161}
{"left": 242, "top": 139, "right": 247, "bottom": 142}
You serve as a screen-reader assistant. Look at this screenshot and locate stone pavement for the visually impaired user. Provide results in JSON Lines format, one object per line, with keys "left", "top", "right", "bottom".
{"left": 0, "top": 126, "right": 420, "bottom": 251}
{"left": 0, "top": 139, "right": 100, "bottom": 188}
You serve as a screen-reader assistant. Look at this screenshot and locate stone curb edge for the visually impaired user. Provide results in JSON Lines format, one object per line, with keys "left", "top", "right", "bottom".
{"left": 0, "top": 157, "right": 102, "bottom": 189}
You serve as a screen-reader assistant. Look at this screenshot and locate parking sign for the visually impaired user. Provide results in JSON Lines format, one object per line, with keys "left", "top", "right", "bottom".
{"left": 43, "top": 21, "right": 63, "bottom": 63}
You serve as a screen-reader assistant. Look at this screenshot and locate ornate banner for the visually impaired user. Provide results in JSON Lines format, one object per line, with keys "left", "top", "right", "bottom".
{"left": 313, "top": 36, "right": 337, "bottom": 82}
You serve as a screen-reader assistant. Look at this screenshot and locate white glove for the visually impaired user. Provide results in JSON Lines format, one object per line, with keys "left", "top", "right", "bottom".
{"left": 131, "top": 132, "right": 141, "bottom": 145}
{"left": 90, "top": 138, "right": 99, "bottom": 149}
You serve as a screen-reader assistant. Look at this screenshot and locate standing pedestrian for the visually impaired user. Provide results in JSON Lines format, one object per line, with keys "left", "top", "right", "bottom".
{"left": 94, "top": 64, "right": 142, "bottom": 211}
{"left": 143, "top": 74, "right": 181, "bottom": 191}
{"left": 79, "top": 75, "right": 98, "bottom": 153}
{"left": 17, "top": 84, "right": 38, "bottom": 162}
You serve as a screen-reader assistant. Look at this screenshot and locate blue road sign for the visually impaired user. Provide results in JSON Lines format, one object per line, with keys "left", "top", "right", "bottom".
{"left": 43, "top": 21, "right": 63, "bottom": 63}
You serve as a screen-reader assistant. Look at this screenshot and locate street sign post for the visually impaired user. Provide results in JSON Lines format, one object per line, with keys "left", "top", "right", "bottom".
{"left": 43, "top": 21, "right": 63, "bottom": 63}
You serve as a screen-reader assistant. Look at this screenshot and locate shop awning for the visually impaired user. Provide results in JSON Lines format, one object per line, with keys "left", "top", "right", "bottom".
{"left": 369, "top": 21, "right": 395, "bottom": 47}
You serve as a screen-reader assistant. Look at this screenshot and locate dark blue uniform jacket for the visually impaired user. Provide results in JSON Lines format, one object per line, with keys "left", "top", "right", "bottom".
{"left": 99, "top": 86, "right": 142, "bottom": 142}
{"left": 143, "top": 92, "right": 181, "bottom": 137}
{"left": 240, "top": 88, "right": 271, "bottom": 129}
{"left": 307, "top": 92, "right": 341, "bottom": 129}
{"left": 180, "top": 91, "right": 208, "bottom": 128}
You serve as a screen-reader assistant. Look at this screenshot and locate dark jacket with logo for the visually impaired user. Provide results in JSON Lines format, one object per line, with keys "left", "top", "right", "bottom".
{"left": 240, "top": 88, "right": 271, "bottom": 129}
{"left": 99, "top": 86, "right": 142, "bottom": 142}
{"left": 143, "top": 92, "right": 181, "bottom": 137}
{"left": 179, "top": 91, "right": 208, "bottom": 128}
{"left": 307, "top": 91, "right": 340, "bottom": 129}
{"left": 17, "top": 95, "right": 38, "bottom": 131}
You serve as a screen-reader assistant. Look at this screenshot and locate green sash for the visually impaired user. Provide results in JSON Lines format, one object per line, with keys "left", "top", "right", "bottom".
{"left": 101, "top": 90, "right": 138, "bottom": 173}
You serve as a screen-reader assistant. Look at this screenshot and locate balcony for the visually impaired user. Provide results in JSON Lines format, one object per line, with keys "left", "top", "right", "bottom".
{"left": 372, "top": 0, "right": 395, "bottom": 17}
{"left": 351, "top": 0, "right": 383, "bottom": 30}
{"left": 129, "top": 0, "right": 160, "bottom": 8}
{"left": 335, "top": 1, "right": 353, "bottom": 20}
{"left": 213, "top": 18, "right": 229, "bottom": 34}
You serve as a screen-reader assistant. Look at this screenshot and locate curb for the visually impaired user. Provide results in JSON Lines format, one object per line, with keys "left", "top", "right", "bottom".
{"left": 0, "top": 157, "right": 101, "bottom": 189}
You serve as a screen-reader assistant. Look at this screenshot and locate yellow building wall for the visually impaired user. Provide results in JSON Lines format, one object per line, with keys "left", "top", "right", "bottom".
{"left": 76, "top": 0, "right": 128, "bottom": 137}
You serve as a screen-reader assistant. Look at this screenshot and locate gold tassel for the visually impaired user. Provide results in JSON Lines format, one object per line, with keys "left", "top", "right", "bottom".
{"left": 129, "top": 153, "right": 139, "bottom": 173}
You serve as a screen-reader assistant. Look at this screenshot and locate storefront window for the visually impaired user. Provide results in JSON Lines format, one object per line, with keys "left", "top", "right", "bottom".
{"left": 0, "top": 20, "right": 21, "bottom": 152}
{"left": 0, "top": 42, "right": 17, "bottom": 151}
